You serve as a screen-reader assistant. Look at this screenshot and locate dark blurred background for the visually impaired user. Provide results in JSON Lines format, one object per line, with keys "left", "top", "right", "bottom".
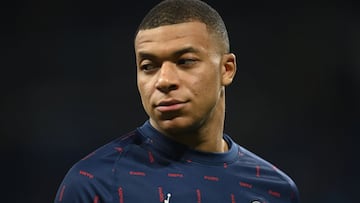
{"left": 1, "top": 0, "right": 359, "bottom": 202}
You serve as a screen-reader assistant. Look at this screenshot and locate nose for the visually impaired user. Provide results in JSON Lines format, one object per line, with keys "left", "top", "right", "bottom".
{"left": 155, "top": 61, "right": 179, "bottom": 93}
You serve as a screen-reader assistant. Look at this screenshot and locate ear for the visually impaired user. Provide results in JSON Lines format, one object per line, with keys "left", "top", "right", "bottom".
{"left": 221, "top": 53, "right": 237, "bottom": 86}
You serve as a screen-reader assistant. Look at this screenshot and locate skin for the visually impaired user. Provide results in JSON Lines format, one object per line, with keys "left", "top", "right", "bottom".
{"left": 135, "top": 21, "right": 236, "bottom": 153}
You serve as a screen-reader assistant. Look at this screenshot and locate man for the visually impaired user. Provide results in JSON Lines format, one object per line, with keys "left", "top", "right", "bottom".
{"left": 54, "top": 0, "right": 300, "bottom": 202}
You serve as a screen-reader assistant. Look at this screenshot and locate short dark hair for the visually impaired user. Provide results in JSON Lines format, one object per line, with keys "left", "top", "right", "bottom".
{"left": 135, "top": 0, "right": 230, "bottom": 53}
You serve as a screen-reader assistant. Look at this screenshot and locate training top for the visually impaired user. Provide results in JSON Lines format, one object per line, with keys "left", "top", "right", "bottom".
{"left": 54, "top": 120, "right": 300, "bottom": 203}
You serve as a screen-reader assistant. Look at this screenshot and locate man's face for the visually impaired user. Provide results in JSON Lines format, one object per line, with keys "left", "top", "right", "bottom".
{"left": 135, "top": 21, "right": 235, "bottom": 135}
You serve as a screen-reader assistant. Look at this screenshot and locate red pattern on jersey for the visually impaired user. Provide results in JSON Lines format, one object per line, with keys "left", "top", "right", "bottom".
{"left": 93, "top": 195, "right": 99, "bottom": 203}
{"left": 230, "top": 193, "right": 236, "bottom": 203}
{"left": 118, "top": 187, "right": 124, "bottom": 203}
{"left": 58, "top": 185, "right": 66, "bottom": 202}
{"left": 148, "top": 151, "right": 155, "bottom": 163}
{"left": 168, "top": 173, "right": 184, "bottom": 178}
{"left": 204, "top": 176, "right": 219, "bottom": 181}
{"left": 79, "top": 170, "right": 94, "bottom": 179}
{"left": 129, "top": 171, "right": 146, "bottom": 176}
{"left": 268, "top": 190, "right": 281, "bottom": 198}
{"left": 239, "top": 181, "right": 252, "bottom": 188}
{"left": 158, "top": 187, "right": 164, "bottom": 202}
{"left": 256, "top": 165, "right": 260, "bottom": 177}
{"left": 114, "top": 147, "right": 123, "bottom": 153}
{"left": 196, "top": 189, "right": 201, "bottom": 203}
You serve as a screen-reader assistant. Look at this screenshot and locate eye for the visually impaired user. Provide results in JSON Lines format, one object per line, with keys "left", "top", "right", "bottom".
{"left": 178, "top": 58, "right": 197, "bottom": 66}
{"left": 140, "top": 62, "right": 158, "bottom": 73}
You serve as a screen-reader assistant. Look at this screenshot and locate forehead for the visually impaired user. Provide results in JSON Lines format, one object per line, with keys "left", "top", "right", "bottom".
{"left": 135, "top": 22, "right": 216, "bottom": 54}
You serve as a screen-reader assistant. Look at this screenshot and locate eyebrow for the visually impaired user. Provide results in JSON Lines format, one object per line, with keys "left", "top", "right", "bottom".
{"left": 137, "top": 46, "right": 200, "bottom": 60}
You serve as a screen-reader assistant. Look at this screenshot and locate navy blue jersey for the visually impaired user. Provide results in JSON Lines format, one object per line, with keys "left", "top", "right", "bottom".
{"left": 54, "top": 121, "right": 300, "bottom": 203}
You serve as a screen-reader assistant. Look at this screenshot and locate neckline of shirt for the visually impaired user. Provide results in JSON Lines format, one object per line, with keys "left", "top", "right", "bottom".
{"left": 137, "top": 120, "right": 240, "bottom": 165}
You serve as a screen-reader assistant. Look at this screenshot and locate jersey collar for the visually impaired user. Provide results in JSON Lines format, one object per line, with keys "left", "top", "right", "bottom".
{"left": 137, "top": 120, "right": 239, "bottom": 165}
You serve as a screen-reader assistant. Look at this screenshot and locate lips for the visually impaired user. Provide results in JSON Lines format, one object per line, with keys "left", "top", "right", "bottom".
{"left": 155, "top": 99, "right": 186, "bottom": 112}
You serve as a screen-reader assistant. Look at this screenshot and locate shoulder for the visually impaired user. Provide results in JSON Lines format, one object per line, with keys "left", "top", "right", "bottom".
{"left": 74, "top": 130, "right": 142, "bottom": 170}
{"left": 234, "top": 143, "right": 300, "bottom": 202}
{"left": 54, "top": 130, "right": 143, "bottom": 202}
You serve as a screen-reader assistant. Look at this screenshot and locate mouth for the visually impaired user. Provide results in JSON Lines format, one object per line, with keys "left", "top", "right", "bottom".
{"left": 155, "top": 99, "right": 187, "bottom": 112}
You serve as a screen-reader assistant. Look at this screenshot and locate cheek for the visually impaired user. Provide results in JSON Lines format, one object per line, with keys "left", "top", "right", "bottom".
{"left": 192, "top": 72, "right": 221, "bottom": 95}
{"left": 137, "top": 81, "right": 147, "bottom": 99}
{"left": 189, "top": 80, "right": 220, "bottom": 110}
{"left": 138, "top": 80, "right": 153, "bottom": 105}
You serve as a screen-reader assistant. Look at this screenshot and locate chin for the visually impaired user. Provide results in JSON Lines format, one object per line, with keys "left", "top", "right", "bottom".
{"left": 154, "top": 117, "right": 197, "bottom": 135}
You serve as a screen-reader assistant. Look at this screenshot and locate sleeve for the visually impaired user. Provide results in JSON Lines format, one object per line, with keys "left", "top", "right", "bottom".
{"left": 54, "top": 163, "right": 101, "bottom": 203}
{"left": 54, "top": 135, "right": 135, "bottom": 203}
